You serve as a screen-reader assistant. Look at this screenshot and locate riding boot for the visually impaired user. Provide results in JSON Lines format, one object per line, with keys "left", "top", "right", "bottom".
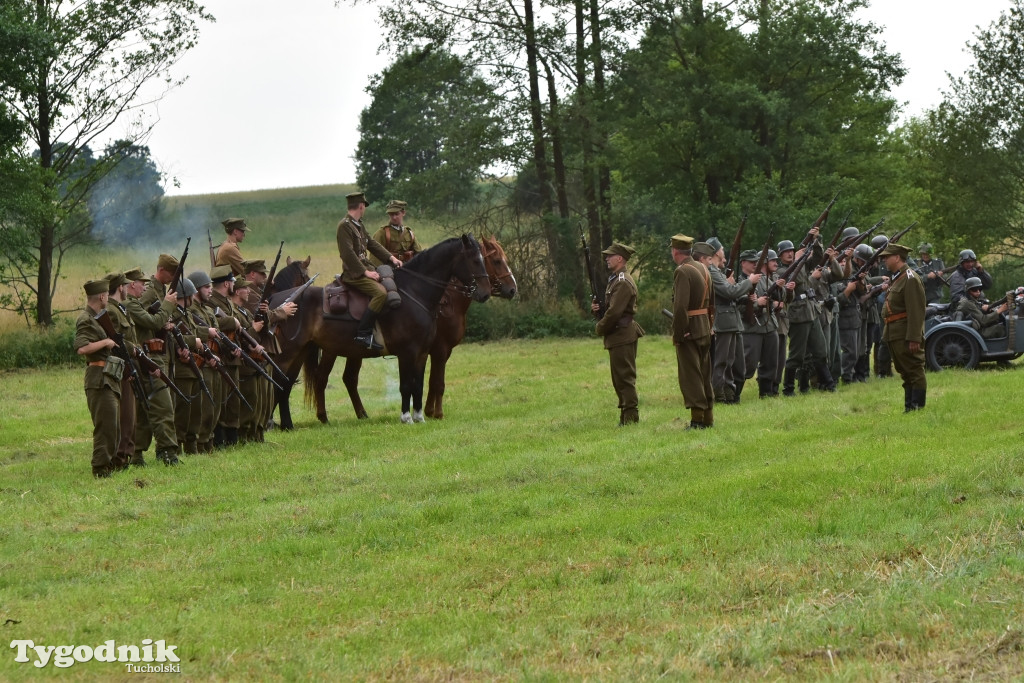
{"left": 815, "top": 362, "right": 837, "bottom": 392}
{"left": 183, "top": 439, "right": 198, "bottom": 455}
{"left": 224, "top": 427, "right": 239, "bottom": 447}
{"left": 733, "top": 380, "right": 744, "bottom": 403}
{"left": 758, "top": 378, "right": 771, "bottom": 398}
{"left": 354, "top": 309, "right": 383, "bottom": 350}
{"left": 783, "top": 368, "right": 796, "bottom": 396}
{"left": 798, "top": 368, "right": 810, "bottom": 394}
{"left": 903, "top": 386, "right": 914, "bottom": 412}
{"left": 256, "top": 426, "right": 265, "bottom": 443}
{"left": 704, "top": 406, "right": 714, "bottom": 427}
{"left": 620, "top": 408, "right": 639, "bottom": 425}
{"left": 213, "top": 426, "right": 225, "bottom": 450}
{"left": 915, "top": 388, "right": 926, "bottom": 408}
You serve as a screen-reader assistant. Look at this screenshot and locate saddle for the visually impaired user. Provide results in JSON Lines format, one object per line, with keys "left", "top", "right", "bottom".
{"left": 322, "top": 266, "right": 401, "bottom": 321}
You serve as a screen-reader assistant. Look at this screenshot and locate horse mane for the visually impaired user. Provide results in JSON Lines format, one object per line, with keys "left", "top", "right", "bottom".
{"left": 273, "top": 259, "right": 308, "bottom": 291}
{"left": 401, "top": 235, "right": 476, "bottom": 273}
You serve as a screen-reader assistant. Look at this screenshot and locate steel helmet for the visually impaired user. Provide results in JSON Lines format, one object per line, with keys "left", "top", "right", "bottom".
{"left": 175, "top": 278, "right": 197, "bottom": 298}
{"left": 870, "top": 235, "right": 888, "bottom": 249}
{"left": 959, "top": 249, "right": 977, "bottom": 263}
{"left": 188, "top": 270, "right": 212, "bottom": 289}
{"left": 964, "top": 276, "right": 983, "bottom": 290}
{"left": 767, "top": 249, "right": 779, "bottom": 261}
{"left": 854, "top": 244, "right": 874, "bottom": 261}
{"left": 841, "top": 226, "right": 859, "bottom": 240}
{"left": 917, "top": 242, "right": 933, "bottom": 254}
{"left": 777, "top": 240, "right": 795, "bottom": 254}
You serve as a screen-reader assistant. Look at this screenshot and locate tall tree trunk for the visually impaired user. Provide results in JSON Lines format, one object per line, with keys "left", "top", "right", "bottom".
{"left": 590, "top": 0, "right": 612, "bottom": 248}
{"left": 576, "top": 0, "right": 603, "bottom": 288}
{"left": 543, "top": 60, "right": 569, "bottom": 220}
{"left": 35, "top": 0, "right": 53, "bottom": 327}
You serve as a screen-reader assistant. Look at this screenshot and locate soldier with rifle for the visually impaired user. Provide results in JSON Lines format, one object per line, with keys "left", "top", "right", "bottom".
{"left": 75, "top": 280, "right": 126, "bottom": 478}
{"left": 170, "top": 278, "right": 205, "bottom": 454}
{"left": 209, "top": 265, "right": 245, "bottom": 447}
{"left": 772, "top": 238, "right": 794, "bottom": 396}
{"left": 126, "top": 253, "right": 182, "bottom": 466}
{"left": 956, "top": 276, "right": 1009, "bottom": 339}
{"left": 232, "top": 277, "right": 269, "bottom": 444}
{"left": 707, "top": 237, "right": 760, "bottom": 404}
{"left": 672, "top": 237, "right": 715, "bottom": 430}
{"left": 879, "top": 242, "right": 927, "bottom": 411}
{"left": 912, "top": 243, "right": 946, "bottom": 304}
{"left": 592, "top": 242, "right": 644, "bottom": 426}
{"left": 948, "top": 248, "right": 993, "bottom": 311}
{"left": 188, "top": 270, "right": 222, "bottom": 453}
{"left": 741, "top": 248, "right": 789, "bottom": 398}
{"left": 807, "top": 244, "right": 844, "bottom": 391}
{"left": 216, "top": 218, "right": 249, "bottom": 276}
{"left": 103, "top": 271, "right": 141, "bottom": 470}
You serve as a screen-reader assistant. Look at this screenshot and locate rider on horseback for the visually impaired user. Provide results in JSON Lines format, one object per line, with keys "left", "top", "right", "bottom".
{"left": 336, "top": 191, "right": 403, "bottom": 350}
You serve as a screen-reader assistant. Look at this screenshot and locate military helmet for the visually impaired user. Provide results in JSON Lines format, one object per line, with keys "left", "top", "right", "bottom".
{"left": 870, "top": 235, "right": 888, "bottom": 249}
{"left": 964, "top": 276, "right": 983, "bottom": 290}
{"left": 188, "top": 270, "right": 212, "bottom": 289}
{"left": 767, "top": 249, "right": 779, "bottom": 261}
{"left": 777, "top": 240, "right": 795, "bottom": 253}
{"left": 175, "top": 278, "right": 197, "bottom": 298}
{"left": 917, "top": 242, "right": 933, "bottom": 254}
{"left": 841, "top": 226, "right": 859, "bottom": 240}
{"left": 959, "top": 249, "right": 977, "bottom": 263}
{"left": 854, "top": 244, "right": 874, "bottom": 261}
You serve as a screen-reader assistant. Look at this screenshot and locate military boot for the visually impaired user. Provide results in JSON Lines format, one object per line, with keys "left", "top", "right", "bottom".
{"left": 798, "top": 368, "right": 810, "bottom": 394}
{"left": 224, "top": 428, "right": 239, "bottom": 447}
{"left": 183, "top": 439, "right": 198, "bottom": 455}
{"left": 758, "top": 378, "right": 772, "bottom": 398}
{"left": 704, "top": 406, "right": 714, "bottom": 428}
{"left": 915, "top": 388, "right": 926, "bottom": 408}
{"left": 903, "top": 386, "right": 915, "bottom": 412}
{"left": 733, "top": 380, "right": 744, "bottom": 403}
{"left": 354, "top": 309, "right": 383, "bottom": 350}
{"left": 815, "top": 362, "right": 837, "bottom": 392}
{"left": 156, "top": 449, "right": 179, "bottom": 466}
{"left": 213, "top": 426, "right": 225, "bottom": 449}
{"left": 782, "top": 368, "right": 796, "bottom": 396}
{"left": 620, "top": 408, "right": 639, "bottom": 425}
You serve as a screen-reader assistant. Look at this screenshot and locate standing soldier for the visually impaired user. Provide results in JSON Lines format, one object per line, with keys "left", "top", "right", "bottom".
{"left": 593, "top": 242, "right": 644, "bottom": 426}
{"left": 880, "top": 242, "right": 927, "bottom": 411}
{"left": 672, "top": 236, "right": 715, "bottom": 430}
{"left": 104, "top": 271, "right": 138, "bottom": 469}
{"left": 781, "top": 234, "right": 837, "bottom": 395}
{"left": 743, "top": 250, "right": 790, "bottom": 398}
{"left": 773, "top": 239, "right": 794, "bottom": 396}
{"left": 209, "top": 265, "right": 243, "bottom": 447}
{"left": 170, "top": 279, "right": 202, "bottom": 454}
{"left": 914, "top": 243, "right": 946, "bottom": 304}
{"left": 337, "top": 191, "right": 403, "bottom": 350}
{"left": 216, "top": 218, "right": 249, "bottom": 276}
{"left": 232, "top": 277, "right": 265, "bottom": 444}
{"left": 126, "top": 254, "right": 180, "bottom": 466}
{"left": 709, "top": 242, "right": 760, "bottom": 403}
{"left": 371, "top": 200, "right": 422, "bottom": 265}
{"left": 75, "top": 279, "right": 123, "bottom": 478}
{"left": 189, "top": 270, "right": 222, "bottom": 453}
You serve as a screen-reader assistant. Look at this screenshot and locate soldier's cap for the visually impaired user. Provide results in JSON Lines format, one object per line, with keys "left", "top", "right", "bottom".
{"left": 692, "top": 242, "right": 716, "bottom": 258}
{"left": 104, "top": 272, "right": 127, "bottom": 288}
{"left": 707, "top": 236, "right": 724, "bottom": 253}
{"left": 385, "top": 205, "right": 403, "bottom": 215}
{"left": 234, "top": 278, "right": 253, "bottom": 290}
{"left": 670, "top": 234, "right": 694, "bottom": 250}
{"left": 210, "top": 264, "right": 235, "bottom": 284}
{"left": 601, "top": 242, "right": 635, "bottom": 261}
{"left": 123, "top": 267, "right": 148, "bottom": 282}
{"left": 222, "top": 217, "right": 248, "bottom": 233}
{"left": 188, "top": 270, "right": 212, "bottom": 289}
{"left": 917, "top": 242, "right": 933, "bottom": 253}
{"left": 157, "top": 253, "right": 179, "bottom": 271}
{"left": 386, "top": 199, "right": 407, "bottom": 213}
{"left": 242, "top": 258, "right": 267, "bottom": 274}
{"left": 739, "top": 249, "right": 759, "bottom": 262}
{"left": 878, "top": 242, "right": 910, "bottom": 259}
{"left": 83, "top": 279, "right": 108, "bottom": 296}
{"left": 175, "top": 278, "right": 197, "bottom": 299}
{"left": 346, "top": 191, "right": 368, "bottom": 206}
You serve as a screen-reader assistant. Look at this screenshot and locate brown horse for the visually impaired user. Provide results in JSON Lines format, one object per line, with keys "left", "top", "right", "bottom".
{"left": 424, "top": 236, "right": 517, "bottom": 418}
{"left": 269, "top": 235, "right": 490, "bottom": 427}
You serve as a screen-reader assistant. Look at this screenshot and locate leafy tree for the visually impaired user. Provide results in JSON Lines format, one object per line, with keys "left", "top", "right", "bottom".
{"left": 0, "top": 0, "right": 212, "bottom": 327}
{"left": 89, "top": 141, "right": 166, "bottom": 242}
{"left": 356, "top": 47, "right": 504, "bottom": 215}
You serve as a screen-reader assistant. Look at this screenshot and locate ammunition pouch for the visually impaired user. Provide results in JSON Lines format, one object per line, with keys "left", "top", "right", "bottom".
{"left": 377, "top": 265, "right": 402, "bottom": 309}
{"left": 144, "top": 338, "right": 165, "bottom": 354}
{"left": 103, "top": 355, "right": 125, "bottom": 382}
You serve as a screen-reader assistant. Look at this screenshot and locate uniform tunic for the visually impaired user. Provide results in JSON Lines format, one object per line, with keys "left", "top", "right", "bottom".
{"left": 957, "top": 295, "right": 1006, "bottom": 339}
{"left": 709, "top": 264, "right": 752, "bottom": 398}
{"left": 216, "top": 239, "right": 245, "bottom": 277}
{"left": 106, "top": 299, "right": 137, "bottom": 464}
{"left": 914, "top": 257, "right": 946, "bottom": 304}
{"left": 882, "top": 265, "right": 926, "bottom": 391}
{"left": 126, "top": 281, "right": 178, "bottom": 457}
{"left": 371, "top": 224, "right": 422, "bottom": 264}
{"left": 673, "top": 258, "right": 714, "bottom": 413}
{"left": 595, "top": 270, "right": 644, "bottom": 416}
{"left": 75, "top": 308, "right": 122, "bottom": 472}
{"left": 337, "top": 215, "right": 394, "bottom": 313}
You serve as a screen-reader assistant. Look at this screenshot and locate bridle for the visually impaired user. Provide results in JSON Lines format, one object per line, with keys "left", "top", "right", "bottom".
{"left": 397, "top": 238, "right": 490, "bottom": 299}
{"left": 479, "top": 238, "right": 513, "bottom": 296}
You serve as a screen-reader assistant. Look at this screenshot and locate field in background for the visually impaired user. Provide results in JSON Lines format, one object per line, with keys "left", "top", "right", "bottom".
{"left": 1, "top": 336, "right": 1023, "bottom": 679}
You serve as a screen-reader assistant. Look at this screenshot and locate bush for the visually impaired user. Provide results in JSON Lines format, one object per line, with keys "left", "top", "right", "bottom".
{"left": 0, "top": 322, "right": 77, "bottom": 370}
{"left": 464, "top": 297, "right": 672, "bottom": 342}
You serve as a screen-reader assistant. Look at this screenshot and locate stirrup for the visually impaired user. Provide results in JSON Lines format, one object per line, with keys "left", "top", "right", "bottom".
{"left": 354, "top": 333, "right": 383, "bottom": 351}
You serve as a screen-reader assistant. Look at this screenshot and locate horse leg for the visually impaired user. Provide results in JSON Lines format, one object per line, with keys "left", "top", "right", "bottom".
{"left": 276, "top": 383, "right": 293, "bottom": 431}
{"left": 342, "top": 357, "right": 368, "bottom": 419}
{"left": 425, "top": 346, "right": 453, "bottom": 420}
{"left": 399, "top": 355, "right": 416, "bottom": 424}
{"left": 314, "top": 352, "right": 337, "bottom": 424}
{"left": 412, "top": 357, "right": 428, "bottom": 423}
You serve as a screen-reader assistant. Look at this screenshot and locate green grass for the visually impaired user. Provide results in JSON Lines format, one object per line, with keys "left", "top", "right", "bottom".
{"left": 1, "top": 336, "right": 1023, "bottom": 680}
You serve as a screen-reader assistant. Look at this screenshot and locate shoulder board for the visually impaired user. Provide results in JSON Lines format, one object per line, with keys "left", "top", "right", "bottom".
{"left": 618, "top": 272, "right": 626, "bottom": 281}
{"left": 906, "top": 269, "right": 916, "bottom": 279}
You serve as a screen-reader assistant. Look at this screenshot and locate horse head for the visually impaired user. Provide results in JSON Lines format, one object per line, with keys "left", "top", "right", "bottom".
{"left": 479, "top": 236, "right": 517, "bottom": 299}
{"left": 453, "top": 234, "right": 491, "bottom": 303}
{"left": 277, "top": 256, "right": 311, "bottom": 291}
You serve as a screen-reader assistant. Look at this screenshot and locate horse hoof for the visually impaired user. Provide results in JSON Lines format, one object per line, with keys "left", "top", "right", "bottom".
{"left": 357, "top": 411, "right": 369, "bottom": 420}
{"left": 317, "top": 414, "right": 328, "bottom": 424}
{"left": 401, "top": 413, "right": 413, "bottom": 424}
{"left": 413, "top": 410, "right": 424, "bottom": 423}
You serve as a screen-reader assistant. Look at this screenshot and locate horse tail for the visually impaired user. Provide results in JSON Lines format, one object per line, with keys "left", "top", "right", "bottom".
{"left": 302, "top": 343, "right": 321, "bottom": 409}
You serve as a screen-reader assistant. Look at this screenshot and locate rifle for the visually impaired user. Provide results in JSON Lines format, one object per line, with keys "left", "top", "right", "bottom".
{"left": 211, "top": 313, "right": 283, "bottom": 390}
{"left": 725, "top": 212, "right": 747, "bottom": 278}
{"left": 579, "top": 223, "right": 602, "bottom": 318}
{"left": 799, "top": 192, "right": 840, "bottom": 249}
{"left": 661, "top": 308, "right": 674, "bottom": 320}
{"left": 852, "top": 220, "right": 917, "bottom": 279}
{"left": 269, "top": 273, "right": 318, "bottom": 333}
{"left": 192, "top": 340, "right": 253, "bottom": 413}
{"left": 236, "top": 325, "right": 287, "bottom": 386}
{"left": 148, "top": 237, "right": 191, "bottom": 314}
{"left": 208, "top": 229, "right": 216, "bottom": 268}
{"left": 767, "top": 239, "right": 818, "bottom": 298}
{"left": 133, "top": 346, "right": 192, "bottom": 405}
{"left": 169, "top": 309, "right": 214, "bottom": 403}
{"left": 93, "top": 309, "right": 149, "bottom": 412}
{"left": 256, "top": 241, "right": 284, "bottom": 324}
{"left": 826, "top": 209, "right": 855, "bottom": 250}
{"left": 745, "top": 228, "right": 775, "bottom": 325}
{"left": 836, "top": 218, "right": 885, "bottom": 265}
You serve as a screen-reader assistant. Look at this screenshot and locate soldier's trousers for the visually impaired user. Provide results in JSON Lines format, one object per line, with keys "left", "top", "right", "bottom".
{"left": 675, "top": 338, "right": 712, "bottom": 410}
{"left": 856, "top": 321, "right": 877, "bottom": 380}
{"left": 785, "top": 319, "right": 828, "bottom": 371}
{"left": 887, "top": 339, "right": 926, "bottom": 390}
{"left": 712, "top": 331, "right": 743, "bottom": 397}
{"left": 775, "top": 333, "right": 788, "bottom": 384}
{"left": 198, "top": 366, "right": 220, "bottom": 447}
{"left": 86, "top": 382, "right": 120, "bottom": 471}
{"left": 220, "top": 365, "right": 241, "bottom": 429}
{"left": 173, "top": 375, "right": 200, "bottom": 451}
{"left": 607, "top": 341, "right": 638, "bottom": 412}
{"left": 839, "top": 326, "right": 861, "bottom": 381}
{"left": 345, "top": 276, "right": 388, "bottom": 314}
{"left": 238, "top": 370, "right": 263, "bottom": 440}
{"left": 828, "top": 315, "right": 841, "bottom": 380}
{"left": 744, "top": 331, "right": 779, "bottom": 382}
{"left": 116, "top": 376, "right": 135, "bottom": 465}
{"left": 134, "top": 362, "right": 177, "bottom": 457}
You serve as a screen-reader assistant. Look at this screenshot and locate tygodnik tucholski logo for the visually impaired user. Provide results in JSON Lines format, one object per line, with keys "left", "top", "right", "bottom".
{"left": 10, "top": 639, "right": 181, "bottom": 672}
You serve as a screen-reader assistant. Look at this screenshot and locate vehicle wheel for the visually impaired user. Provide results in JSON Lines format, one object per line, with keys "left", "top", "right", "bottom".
{"left": 926, "top": 328, "right": 981, "bottom": 371}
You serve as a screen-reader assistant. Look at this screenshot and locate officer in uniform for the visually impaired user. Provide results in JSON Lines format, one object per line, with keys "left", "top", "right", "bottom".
{"left": 75, "top": 279, "right": 123, "bottom": 478}
{"left": 209, "top": 264, "right": 243, "bottom": 446}
{"left": 948, "top": 249, "right": 993, "bottom": 310}
{"left": 337, "top": 191, "right": 403, "bottom": 349}
{"left": 956, "top": 276, "right": 1009, "bottom": 339}
{"left": 126, "top": 254, "right": 180, "bottom": 466}
{"left": 879, "top": 242, "right": 927, "bottom": 411}
{"left": 914, "top": 243, "right": 946, "bottom": 304}
{"left": 216, "top": 218, "right": 249, "bottom": 276}
{"left": 371, "top": 200, "right": 422, "bottom": 265}
{"left": 593, "top": 242, "right": 644, "bottom": 425}
{"left": 672, "top": 236, "right": 715, "bottom": 429}
{"left": 708, "top": 240, "right": 760, "bottom": 403}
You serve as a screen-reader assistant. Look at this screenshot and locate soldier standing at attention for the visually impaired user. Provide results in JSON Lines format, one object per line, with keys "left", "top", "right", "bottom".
{"left": 879, "top": 242, "right": 927, "bottom": 412}
{"left": 209, "top": 265, "right": 243, "bottom": 447}
{"left": 188, "top": 270, "right": 222, "bottom": 453}
{"left": 592, "top": 242, "right": 644, "bottom": 426}
{"left": 104, "top": 271, "right": 138, "bottom": 470}
{"left": 216, "top": 218, "right": 249, "bottom": 276}
{"left": 914, "top": 243, "right": 946, "bottom": 304}
{"left": 75, "top": 279, "right": 123, "bottom": 478}
{"left": 337, "top": 191, "right": 403, "bottom": 350}
{"left": 371, "top": 200, "right": 422, "bottom": 265}
{"left": 672, "top": 236, "right": 715, "bottom": 430}
{"left": 708, "top": 239, "right": 760, "bottom": 403}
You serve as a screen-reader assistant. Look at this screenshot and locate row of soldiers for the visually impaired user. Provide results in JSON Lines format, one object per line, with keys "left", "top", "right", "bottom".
{"left": 75, "top": 218, "right": 297, "bottom": 478}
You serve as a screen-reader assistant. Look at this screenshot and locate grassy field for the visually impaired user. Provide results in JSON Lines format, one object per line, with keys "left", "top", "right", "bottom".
{"left": 1, "top": 335, "right": 1022, "bottom": 680}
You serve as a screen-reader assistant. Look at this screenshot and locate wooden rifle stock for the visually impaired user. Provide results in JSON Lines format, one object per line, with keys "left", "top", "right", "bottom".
{"left": 148, "top": 237, "right": 191, "bottom": 314}
{"left": 256, "top": 241, "right": 284, "bottom": 323}
{"left": 725, "top": 213, "right": 747, "bottom": 278}
{"left": 579, "top": 223, "right": 602, "bottom": 318}
{"left": 93, "top": 309, "right": 149, "bottom": 411}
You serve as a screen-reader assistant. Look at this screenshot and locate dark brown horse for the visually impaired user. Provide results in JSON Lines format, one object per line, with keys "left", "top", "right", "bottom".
{"left": 424, "top": 236, "right": 517, "bottom": 418}
{"left": 269, "top": 235, "right": 490, "bottom": 427}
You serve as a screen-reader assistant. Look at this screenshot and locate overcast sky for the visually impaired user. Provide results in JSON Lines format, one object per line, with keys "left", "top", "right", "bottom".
{"left": 139, "top": 0, "right": 1014, "bottom": 197}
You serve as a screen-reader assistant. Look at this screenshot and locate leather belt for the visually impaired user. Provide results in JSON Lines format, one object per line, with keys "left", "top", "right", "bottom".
{"left": 688, "top": 308, "right": 709, "bottom": 316}
{"left": 885, "top": 312, "right": 908, "bottom": 324}
{"left": 88, "top": 360, "right": 106, "bottom": 367}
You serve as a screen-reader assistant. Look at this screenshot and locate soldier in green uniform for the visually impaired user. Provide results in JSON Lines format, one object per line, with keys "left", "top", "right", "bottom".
{"left": 170, "top": 278, "right": 203, "bottom": 454}
{"left": 126, "top": 254, "right": 180, "bottom": 466}
{"left": 336, "top": 191, "right": 403, "bottom": 349}
{"left": 879, "top": 242, "right": 927, "bottom": 412}
{"left": 371, "top": 200, "right": 422, "bottom": 265}
{"left": 216, "top": 218, "right": 249, "bottom": 276}
{"left": 592, "top": 242, "right": 645, "bottom": 425}
{"left": 75, "top": 279, "right": 123, "bottom": 478}
{"left": 781, "top": 231, "right": 837, "bottom": 395}
{"left": 188, "top": 270, "right": 222, "bottom": 453}
{"left": 209, "top": 265, "right": 243, "bottom": 446}
{"left": 672, "top": 236, "right": 715, "bottom": 430}
{"left": 232, "top": 277, "right": 266, "bottom": 444}
{"left": 914, "top": 243, "right": 946, "bottom": 304}
{"left": 956, "top": 276, "right": 1009, "bottom": 339}
{"left": 708, "top": 240, "right": 760, "bottom": 403}
{"left": 103, "top": 271, "right": 139, "bottom": 469}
